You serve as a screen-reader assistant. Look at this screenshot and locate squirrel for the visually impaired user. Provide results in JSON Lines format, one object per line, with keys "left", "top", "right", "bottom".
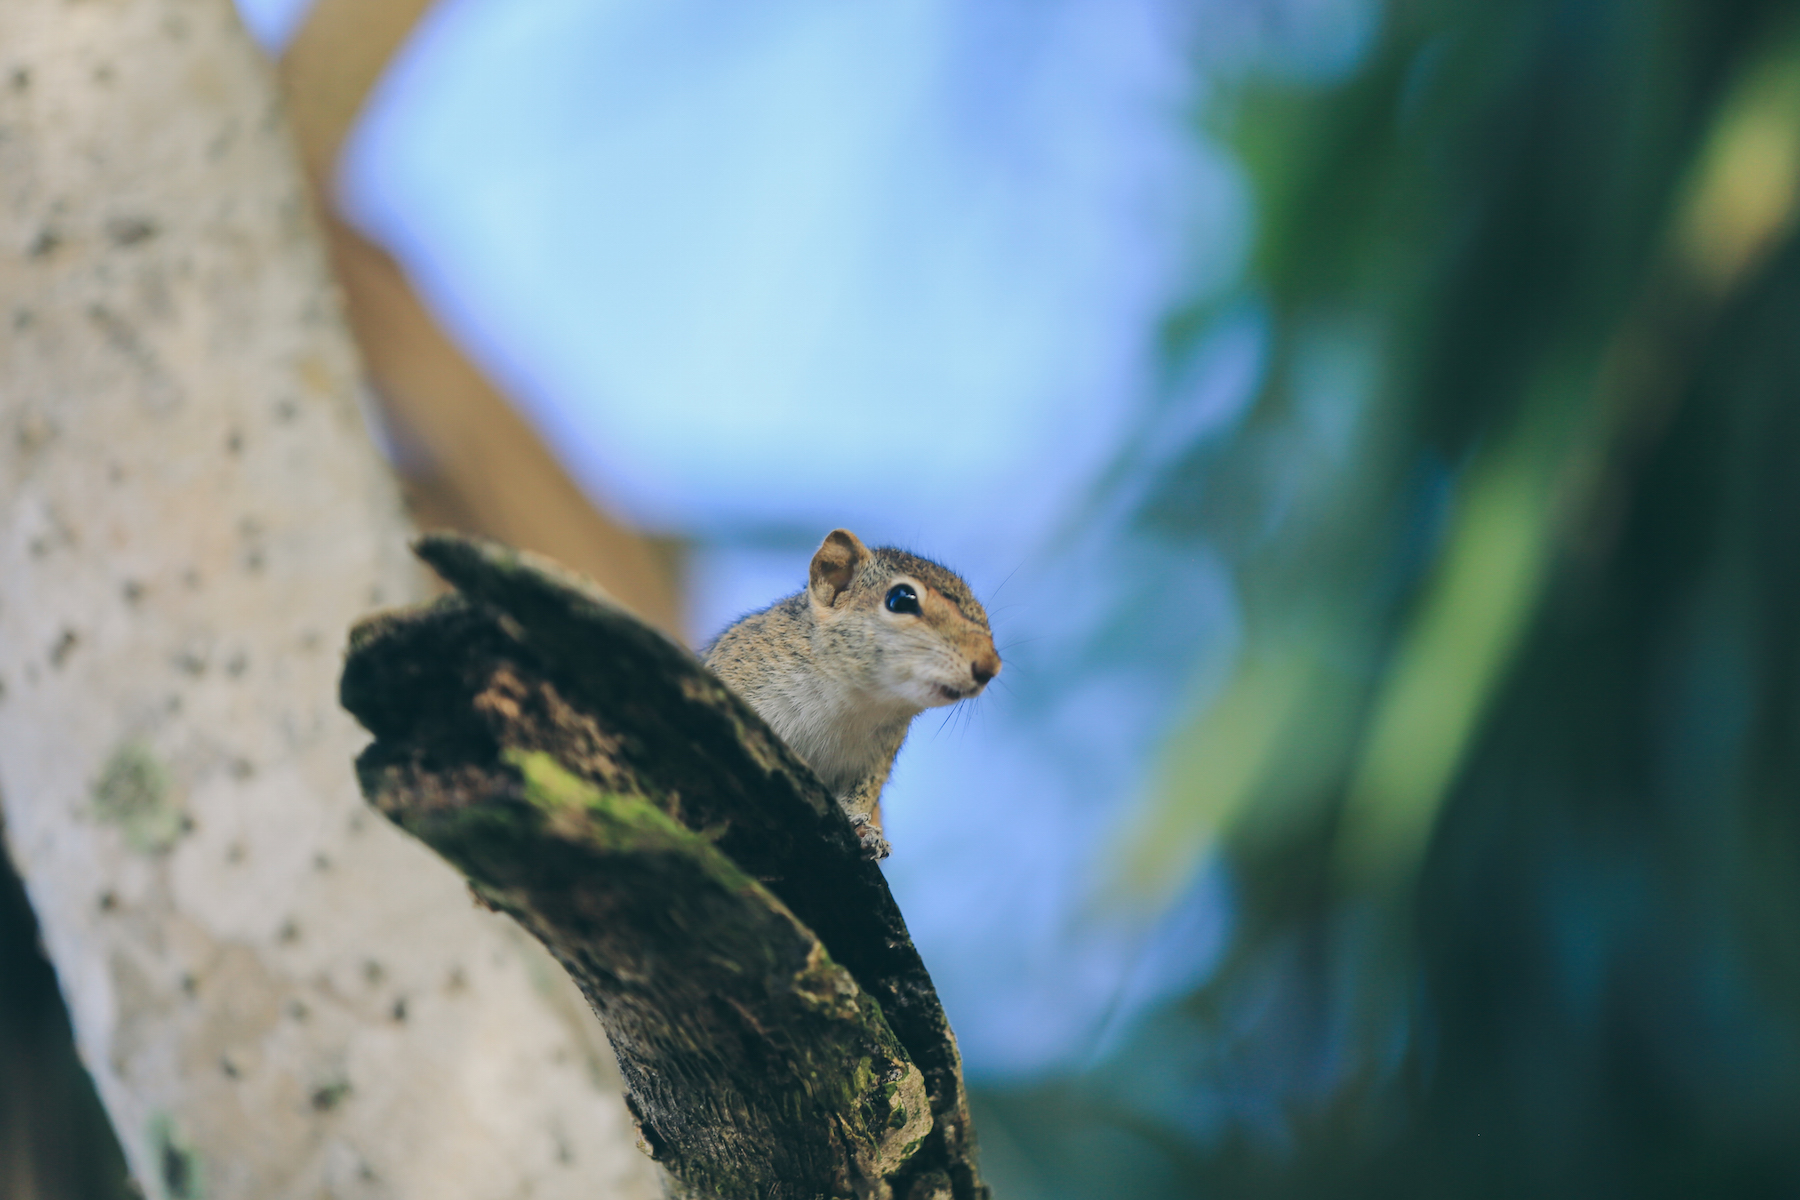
{"left": 703, "top": 528, "right": 1001, "bottom": 858}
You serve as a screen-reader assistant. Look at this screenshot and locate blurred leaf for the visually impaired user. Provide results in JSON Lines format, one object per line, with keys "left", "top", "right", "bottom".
{"left": 995, "top": 4, "right": 1800, "bottom": 1198}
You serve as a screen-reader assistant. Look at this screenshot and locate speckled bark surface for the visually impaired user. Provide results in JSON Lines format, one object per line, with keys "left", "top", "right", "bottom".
{"left": 342, "top": 535, "right": 988, "bottom": 1200}
{"left": 0, "top": 4, "right": 656, "bottom": 1196}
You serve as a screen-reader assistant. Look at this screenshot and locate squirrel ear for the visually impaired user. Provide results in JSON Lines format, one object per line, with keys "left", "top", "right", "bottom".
{"left": 809, "top": 528, "right": 871, "bottom": 608}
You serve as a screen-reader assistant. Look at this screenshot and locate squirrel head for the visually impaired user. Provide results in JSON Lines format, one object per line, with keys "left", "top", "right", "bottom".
{"left": 807, "top": 528, "right": 1001, "bottom": 709}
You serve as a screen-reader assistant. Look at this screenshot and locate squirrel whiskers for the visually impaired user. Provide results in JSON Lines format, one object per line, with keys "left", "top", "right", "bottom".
{"left": 702, "top": 529, "right": 1000, "bottom": 858}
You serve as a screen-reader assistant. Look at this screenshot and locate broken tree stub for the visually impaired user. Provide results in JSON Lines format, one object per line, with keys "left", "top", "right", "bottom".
{"left": 340, "top": 534, "right": 988, "bottom": 1200}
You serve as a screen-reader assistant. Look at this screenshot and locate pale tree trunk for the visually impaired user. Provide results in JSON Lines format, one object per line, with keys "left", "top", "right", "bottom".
{"left": 0, "top": 2, "right": 658, "bottom": 1197}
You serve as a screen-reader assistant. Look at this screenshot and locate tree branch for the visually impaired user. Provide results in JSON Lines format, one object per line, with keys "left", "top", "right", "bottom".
{"left": 340, "top": 534, "right": 988, "bottom": 1200}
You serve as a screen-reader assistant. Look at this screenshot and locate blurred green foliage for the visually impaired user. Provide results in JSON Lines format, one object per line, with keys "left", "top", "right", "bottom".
{"left": 978, "top": 0, "right": 1800, "bottom": 1195}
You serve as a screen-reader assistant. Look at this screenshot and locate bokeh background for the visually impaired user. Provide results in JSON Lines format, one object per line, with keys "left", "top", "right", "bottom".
{"left": 8, "top": 0, "right": 1800, "bottom": 1195}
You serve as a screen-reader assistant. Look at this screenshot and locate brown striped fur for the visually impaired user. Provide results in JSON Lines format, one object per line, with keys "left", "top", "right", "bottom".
{"left": 703, "top": 529, "right": 1000, "bottom": 856}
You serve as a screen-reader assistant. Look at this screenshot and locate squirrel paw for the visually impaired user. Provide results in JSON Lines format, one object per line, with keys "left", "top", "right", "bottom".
{"left": 850, "top": 815, "right": 891, "bottom": 861}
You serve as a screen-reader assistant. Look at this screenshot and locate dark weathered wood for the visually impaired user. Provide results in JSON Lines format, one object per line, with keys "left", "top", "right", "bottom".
{"left": 339, "top": 534, "right": 987, "bottom": 1200}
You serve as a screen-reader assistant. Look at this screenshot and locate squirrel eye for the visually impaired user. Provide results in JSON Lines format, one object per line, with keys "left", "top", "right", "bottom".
{"left": 885, "top": 583, "right": 921, "bottom": 616}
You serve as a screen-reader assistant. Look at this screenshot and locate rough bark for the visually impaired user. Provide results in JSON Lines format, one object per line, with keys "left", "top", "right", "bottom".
{"left": 341, "top": 534, "right": 989, "bottom": 1200}
{"left": 0, "top": 2, "right": 656, "bottom": 1196}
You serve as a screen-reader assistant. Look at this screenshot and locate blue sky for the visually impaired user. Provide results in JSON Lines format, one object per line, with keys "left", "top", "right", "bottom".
{"left": 236, "top": 0, "right": 1376, "bottom": 1077}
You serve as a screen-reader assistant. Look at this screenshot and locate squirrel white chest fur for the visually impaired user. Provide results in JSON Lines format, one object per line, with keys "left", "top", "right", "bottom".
{"left": 747, "top": 665, "right": 918, "bottom": 798}
{"left": 702, "top": 528, "right": 1000, "bottom": 856}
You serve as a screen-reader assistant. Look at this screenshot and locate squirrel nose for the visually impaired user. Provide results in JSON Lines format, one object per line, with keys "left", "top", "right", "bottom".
{"left": 971, "top": 657, "right": 998, "bottom": 687}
